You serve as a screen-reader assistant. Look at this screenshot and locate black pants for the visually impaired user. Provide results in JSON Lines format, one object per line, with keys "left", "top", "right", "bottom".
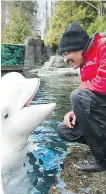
{"left": 56, "top": 88, "right": 106, "bottom": 162}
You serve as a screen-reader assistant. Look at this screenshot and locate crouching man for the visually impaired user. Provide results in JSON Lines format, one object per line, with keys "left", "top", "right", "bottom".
{"left": 56, "top": 22, "right": 106, "bottom": 172}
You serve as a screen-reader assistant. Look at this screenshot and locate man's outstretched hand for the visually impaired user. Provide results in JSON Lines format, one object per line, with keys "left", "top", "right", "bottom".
{"left": 64, "top": 111, "right": 76, "bottom": 128}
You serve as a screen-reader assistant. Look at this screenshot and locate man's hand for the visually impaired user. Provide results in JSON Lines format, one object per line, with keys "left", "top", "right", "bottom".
{"left": 64, "top": 111, "right": 76, "bottom": 128}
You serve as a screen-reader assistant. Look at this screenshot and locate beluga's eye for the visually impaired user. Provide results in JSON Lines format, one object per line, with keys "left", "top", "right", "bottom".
{"left": 4, "top": 114, "right": 8, "bottom": 119}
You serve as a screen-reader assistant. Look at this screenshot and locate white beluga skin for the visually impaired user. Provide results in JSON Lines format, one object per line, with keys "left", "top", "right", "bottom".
{"left": 1, "top": 72, "right": 56, "bottom": 194}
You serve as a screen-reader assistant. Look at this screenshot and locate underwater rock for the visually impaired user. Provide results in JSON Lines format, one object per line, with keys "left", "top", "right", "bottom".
{"left": 49, "top": 186, "right": 61, "bottom": 194}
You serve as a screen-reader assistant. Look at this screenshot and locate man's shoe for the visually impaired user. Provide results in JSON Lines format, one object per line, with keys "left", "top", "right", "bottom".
{"left": 74, "top": 161, "right": 106, "bottom": 172}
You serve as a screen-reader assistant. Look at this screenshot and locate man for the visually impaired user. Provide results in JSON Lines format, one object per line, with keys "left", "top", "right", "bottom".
{"left": 56, "top": 22, "right": 106, "bottom": 172}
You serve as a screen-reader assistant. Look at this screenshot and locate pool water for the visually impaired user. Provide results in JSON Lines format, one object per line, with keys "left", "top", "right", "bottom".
{"left": 27, "top": 76, "right": 80, "bottom": 194}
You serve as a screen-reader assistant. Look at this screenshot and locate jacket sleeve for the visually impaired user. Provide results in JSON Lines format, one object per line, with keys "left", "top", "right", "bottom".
{"left": 79, "top": 39, "right": 106, "bottom": 94}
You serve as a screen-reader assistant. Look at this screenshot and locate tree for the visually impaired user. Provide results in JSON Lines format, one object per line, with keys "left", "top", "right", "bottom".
{"left": 44, "top": 1, "right": 98, "bottom": 46}
{"left": 12, "top": 1, "right": 38, "bottom": 33}
{"left": 84, "top": 1, "right": 106, "bottom": 19}
{"left": 1, "top": 1, "right": 39, "bottom": 43}
{"left": 2, "top": 7, "right": 32, "bottom": 44}
{"left": 87, "top": 15, "right": 106, "bottom": 36}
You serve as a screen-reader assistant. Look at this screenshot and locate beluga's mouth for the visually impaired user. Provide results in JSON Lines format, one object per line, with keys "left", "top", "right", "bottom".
{"left": 23, "top": 91, "right": 37, "bottom": 107}
{"left": 22, "top": 78, "right": 40, "bottom": 108}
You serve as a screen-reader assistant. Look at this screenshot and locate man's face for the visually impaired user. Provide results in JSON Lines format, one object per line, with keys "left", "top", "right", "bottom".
{"left": 63, "top": 51, "right": 85, "bottom": 69}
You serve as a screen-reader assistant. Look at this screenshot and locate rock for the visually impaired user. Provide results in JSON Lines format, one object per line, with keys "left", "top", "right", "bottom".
{"left": 37, "top": 68, "right": 79, "bottom": 77}
{"left": 23, "top": 69, "right": 39, "bottom": 78}
{"left": 23, "top": 55, "right": 80, "bottom": 77}
{"left": 37, "top": 55, "right": 80, "bottom": 77}
{"left": 49, "top": 143, "right": 106, "bottom": 194}
{"left": 49, "top": 187, "right": 61, "bottom": 194}
{"left": 41, "top": 55, "right": 70, "bottom": 70}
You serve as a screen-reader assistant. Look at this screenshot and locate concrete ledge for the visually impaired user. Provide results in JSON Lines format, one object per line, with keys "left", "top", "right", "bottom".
{"left": 1, "top": 66, "right": 23, "bottom": 71}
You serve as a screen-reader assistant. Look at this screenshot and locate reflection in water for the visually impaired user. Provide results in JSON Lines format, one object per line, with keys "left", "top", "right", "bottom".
{"left": 27, "top": 76, "right": 80, "bottom": 194}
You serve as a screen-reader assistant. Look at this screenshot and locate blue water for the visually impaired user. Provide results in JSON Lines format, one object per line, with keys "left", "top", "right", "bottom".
{"left": 27, "top": 76, "right": 80, "bottom": 194}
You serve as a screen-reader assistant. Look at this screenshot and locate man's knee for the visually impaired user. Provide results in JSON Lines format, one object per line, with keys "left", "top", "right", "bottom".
{"left": 56, "top": 122, "right": 70, "bottom": 140}
{"left": 57, "top": 122, "right": 65, "bottom": 133}
{"left": 70, "top": 88, "right": 92, "bottom": 117}
{"left": 70, "top": 88, "right": 90, "bottom": 105}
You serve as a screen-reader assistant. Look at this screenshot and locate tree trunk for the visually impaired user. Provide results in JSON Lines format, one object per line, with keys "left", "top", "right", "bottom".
{"left": 98, "top": 1, "right": 103, "bottom": 19}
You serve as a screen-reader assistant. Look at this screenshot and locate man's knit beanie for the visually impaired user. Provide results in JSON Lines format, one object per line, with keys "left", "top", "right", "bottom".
{"left": 59, "top": 22, "right": 90, "bottom": 55}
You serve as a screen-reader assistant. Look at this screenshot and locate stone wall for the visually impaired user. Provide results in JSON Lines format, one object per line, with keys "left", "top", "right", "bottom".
{"left": 24, "top": 37, "right": 47, "bottom": 70}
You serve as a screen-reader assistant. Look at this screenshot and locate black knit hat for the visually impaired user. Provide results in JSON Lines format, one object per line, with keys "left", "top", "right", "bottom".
{"left": 59, "top": 22, "right": 90, "bottom": 55}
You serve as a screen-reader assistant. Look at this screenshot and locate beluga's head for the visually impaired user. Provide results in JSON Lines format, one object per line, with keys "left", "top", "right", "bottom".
{"left": 1, "top": 72, "right": 56, "bottom": 170}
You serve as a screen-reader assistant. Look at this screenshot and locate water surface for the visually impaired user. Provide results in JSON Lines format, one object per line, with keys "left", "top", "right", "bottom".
{"left": 28, "top": 75, "right": 80, "bottom": 194}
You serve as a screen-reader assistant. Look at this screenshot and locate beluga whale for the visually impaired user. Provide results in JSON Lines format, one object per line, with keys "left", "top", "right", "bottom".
{"left": 1, "top": 72, "right": 56, "bottom": 194}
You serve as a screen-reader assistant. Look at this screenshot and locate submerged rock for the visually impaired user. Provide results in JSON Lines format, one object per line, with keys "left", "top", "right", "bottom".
{"left": 49, "top": 187, "right": 61, "bottom": 194}
{"left": 49, "top": 143, "right": 106, "bottom": 194}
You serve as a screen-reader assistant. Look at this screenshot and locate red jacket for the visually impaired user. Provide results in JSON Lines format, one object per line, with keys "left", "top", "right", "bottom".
{"left": 80, "top": 33, "right": 106, "bottom": 95}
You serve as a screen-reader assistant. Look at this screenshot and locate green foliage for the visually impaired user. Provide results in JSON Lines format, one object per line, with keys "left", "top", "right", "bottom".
{"left": 1, "top": 1, "right": 38, "bottom": 44}
{"left": 44, "top": 1, "right": 105, "bottom": 46}
{"left": 87, "top": 15, "right": 106, "bottom": 36}
{"left": 2, "top": 7, "right": 32, "bottom": 44}
{"left": 45, "top": 1, "right": 77, "bottom": 45}
{"left": 1, "top": 44, "right": 25, "bottom": 66}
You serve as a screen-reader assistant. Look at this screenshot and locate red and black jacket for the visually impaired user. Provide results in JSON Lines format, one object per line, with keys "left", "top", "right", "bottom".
{"left": 79, "top": 33, "right": 106, "bottom": 95}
